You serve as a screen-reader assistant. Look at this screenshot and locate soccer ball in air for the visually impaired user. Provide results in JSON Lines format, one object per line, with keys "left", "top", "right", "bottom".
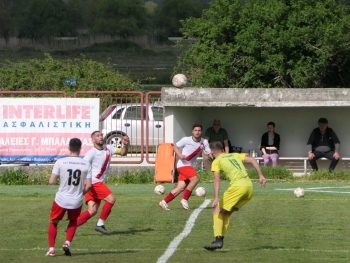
{"left": 294, "top": 187, "right": 305, "bottom": 198}
{"left": 154, "top": 185, "right": 165, "bottom": 195}
{"left": 195, "top": 186, "right": 206, "bottom": 197}
{"left": 172, "top": 74, "right": 187, "bottom": 88}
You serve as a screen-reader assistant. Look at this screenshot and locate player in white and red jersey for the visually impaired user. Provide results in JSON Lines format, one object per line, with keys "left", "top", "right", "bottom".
{"left": 46, "top": 138, "right": 92, "bottom": 257}
{"left": 159, "top": 123, "right": 212, "bottom": 210}
{"left": 76, "top": 130, "right": 129, "bottom": 235}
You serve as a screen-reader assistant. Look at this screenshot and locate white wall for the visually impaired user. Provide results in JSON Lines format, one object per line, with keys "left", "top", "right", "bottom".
{"left": 165, "top": 106, "right": 350, "bottom": 157}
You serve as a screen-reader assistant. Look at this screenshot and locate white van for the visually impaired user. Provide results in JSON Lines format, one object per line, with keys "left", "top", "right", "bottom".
{"left": 100, "top": 103, "right": 164, "bottom": 147}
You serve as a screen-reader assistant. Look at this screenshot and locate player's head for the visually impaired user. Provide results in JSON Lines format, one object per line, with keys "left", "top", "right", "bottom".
{"left": 69, "top": 138, "right": 82, "bottom": 154}
{"left": 210, "top": 141, "right": 224, "bottom": 157}
{"left": 192, "top": 123, "right": 203, "bottom": 139}
{"left": 91, "top": 130, "right": 104, "bottom": 147}
{"left": 267, "top": 121, "right": 275, "bottom": 133}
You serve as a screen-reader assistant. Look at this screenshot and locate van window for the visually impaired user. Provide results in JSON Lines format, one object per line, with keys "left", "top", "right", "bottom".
{"left": 152, "top": 106, "right": 163, "bottom": 121}
{"left": 124, "top": 106, "right": 146, "bottom": 120}
{"left": 112, "top": 107, "right": 125, "bottom": 119}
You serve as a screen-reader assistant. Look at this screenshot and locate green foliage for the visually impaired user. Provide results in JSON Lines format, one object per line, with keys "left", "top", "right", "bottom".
{"left": 107, "top": 170, "right": 155, "bottom": 184}
{"left": 179, "top": 0, "right": 350, "bottom": 88}
{"left": 248, "top": 166, "right": 294, "bottom": 180}
{"left": 0, "top": 53, "right": 139, "bottom": 92}
{"left": 0, "top": 169, "right": 50, "bottom": 185}
{"left": 305, "top": 170, "right": 350, "bottom": 180}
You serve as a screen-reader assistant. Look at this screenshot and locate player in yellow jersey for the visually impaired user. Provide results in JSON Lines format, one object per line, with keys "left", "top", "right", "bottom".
{"left": 204, "top": 141, "right": 266, "bottom": 251}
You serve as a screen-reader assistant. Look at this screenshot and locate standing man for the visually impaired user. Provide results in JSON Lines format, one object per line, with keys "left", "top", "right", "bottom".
{"left": 76, "top": 131, "right": 129, "bottom": 235}
{"left": 159, "top": 123, "right": 211, "bottom": 210}
{"left": 46, "top": 138, "right": 91, "bottom": 257}
{"left": 203, "top": 119, "right": 230, "bottom": 171}
{"left": 204, "top": 141, "right": 266, "bottom": 251}
{"left": 307, "top": 118, "right": 340, "bottom": 172}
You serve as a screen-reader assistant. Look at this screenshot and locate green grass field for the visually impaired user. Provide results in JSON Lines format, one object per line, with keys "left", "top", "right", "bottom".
{"left": 1, "top": 180, "right": 350, "bottom": 263}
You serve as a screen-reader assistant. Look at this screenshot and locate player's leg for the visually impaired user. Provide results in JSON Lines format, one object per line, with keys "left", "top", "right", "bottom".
{"left": 63, "top": 206, "right": 82, "bottom": 256}
{"left": 180, "top": 175, "right": 199, "bottom": 210}
{"left": 46, "top": 201, "right": 65, "bottom": 256}
{"left": 77, "top": 200, "right": 99, "bottom": 226}
{"left": 159, "top": 180, "right": 187, "bottom": 210}
{"left": 95, "top": 193, "right": 116, "bottom": 234}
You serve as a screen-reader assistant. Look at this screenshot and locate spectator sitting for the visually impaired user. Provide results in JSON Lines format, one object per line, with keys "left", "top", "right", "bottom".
{"left": 307, "top": 118, "right": 340, "bottom": 172}
{"left": 203, "top": 119, "right": 229, "bottom": 171}
{"left": 260, "top": 121, "right": 280, "bottom": 167}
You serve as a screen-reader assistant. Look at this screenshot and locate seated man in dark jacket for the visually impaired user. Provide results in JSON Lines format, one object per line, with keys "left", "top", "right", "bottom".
{"left": 307, "top": 118, "right": 340, "bottom": 172}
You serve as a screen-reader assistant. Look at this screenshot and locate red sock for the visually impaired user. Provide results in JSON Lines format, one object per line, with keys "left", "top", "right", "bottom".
{"left": 182, "top": 189, "right": 192, "bottom": 200}
{"left": 100, "top": 202, "right": 114, "bottom": 221}
{"left": 77, "top": 210, "right": 92, "bottom": 226}
{"left": 66, "top": 220, "right": 77, "bottom": 242}
{"left": 48, "top": 223, "right": 57, "bottom": 247}
{"left": 164, "top": 192, "right": 175, "bottom": 203}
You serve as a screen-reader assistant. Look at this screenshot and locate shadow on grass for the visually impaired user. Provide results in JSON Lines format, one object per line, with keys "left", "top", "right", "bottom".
{"left": 251, "top": 245, "right": 285, "bottom": 250}
{"left": 109, "top": 227, "right": 155, "bottom": 235}
{"left": 72, "top": 250, "right": 138, "bottom": 257}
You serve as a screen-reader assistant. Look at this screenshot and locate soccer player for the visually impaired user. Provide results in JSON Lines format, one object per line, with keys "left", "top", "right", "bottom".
{"left": 76, "top": 131, "right": 129, "bottom": 235}
{"left": 159, "top": 123, "right": 211, "bottom": 210}
{"left": 204, "top": 141, "right": 266, "bottom": 251}
{"left": 46, "top": 138, "right": 92, "bottom": 257}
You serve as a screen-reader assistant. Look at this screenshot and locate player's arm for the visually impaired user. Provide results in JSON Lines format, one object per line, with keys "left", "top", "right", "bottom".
{"left": 49, "top": 161, "right": 60, "bottom": 185}
{"left": 174, "top": 144, "right": 186, "bottom": 160}
{"left": 49, "top": 174, "right": 58, "bottom": 185}
{"left": 244, "top": 156, "right": 266, "bottom": 187}
{"left": 83, "top": 178, "right": 92, "bottom": 195}
{"left": 212, "top": 171, "right": 221, "bottom": 208}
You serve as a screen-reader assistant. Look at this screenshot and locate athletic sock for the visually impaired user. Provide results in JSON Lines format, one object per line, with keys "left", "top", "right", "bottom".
{"left": 222, "top": 213, "right": 231, "bottom": 236}
{"left": 66, "top": 220, "right": 77, "bottom": 242}
{"left": 213, "top": 213, "right": 224, "bottom": 237}
{"left": 164, "top": 192, "right": 175, "bottom": 203}
{"left": 77, "top": 210, "right": 92, "bottom": 226}
{"left": 100, "top": 201, "right": 114, "bottom": 221}
{"left": 48, "top": 223, "right": 58, "bottom": 247}
{"left": 182, "top": 189, "right": 192, "bottom": 200}
{"left": 97, "top": 219, "right": 105, "bottom": 227}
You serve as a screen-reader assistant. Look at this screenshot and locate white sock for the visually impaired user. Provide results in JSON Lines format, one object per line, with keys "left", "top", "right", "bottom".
{"left": 96, "top": 219, "right": 105, "bottom": 226}
{"left": 64, "top": 241, "right": 71, "bottom": 247}
{"left": 49, "top": 247, "right": 54, "bottom": 251}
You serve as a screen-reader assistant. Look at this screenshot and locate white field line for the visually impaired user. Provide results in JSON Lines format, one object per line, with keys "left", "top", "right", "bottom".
{"left": 275, "top": 185, "right": 350, "bottom": 194}
{"left": 156, "top": 199, "right": 211, "bottom": 263}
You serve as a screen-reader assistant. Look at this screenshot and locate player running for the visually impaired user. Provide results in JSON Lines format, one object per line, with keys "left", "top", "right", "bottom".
{"left": 204, "top": 141, "right": 266, "bottom": 251}
{"left": 159, "top": 123, "right": 212, "bottom": 210}
{"left": 76, "top": 131, "right": 129, "bottom": 235}
{"left": 46, "top": 138, "right": 92, "bottom": 257}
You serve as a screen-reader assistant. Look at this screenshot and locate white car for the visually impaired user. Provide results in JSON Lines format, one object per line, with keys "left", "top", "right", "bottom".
{"left": 100, "top": 103, "right": 164, "bottom": 147}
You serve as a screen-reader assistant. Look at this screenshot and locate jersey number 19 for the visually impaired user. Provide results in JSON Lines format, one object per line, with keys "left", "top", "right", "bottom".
{"left": 67, "top": 169, "right": 81, "bottom": 186}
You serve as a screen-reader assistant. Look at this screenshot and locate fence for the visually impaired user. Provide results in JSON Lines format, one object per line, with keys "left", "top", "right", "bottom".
{"left": 0, "top": 90, "right": 163, "bottom": 164}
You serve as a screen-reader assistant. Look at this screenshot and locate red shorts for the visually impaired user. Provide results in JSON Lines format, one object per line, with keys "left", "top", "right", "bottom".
{"left": 177, "top": 166, "right": 197, "bottom": 181}
{"left": 49, "top": 201, "right": 82, "bottom": 222}
{"left": 85, "top": 182, "right": 112, "bottom": 204}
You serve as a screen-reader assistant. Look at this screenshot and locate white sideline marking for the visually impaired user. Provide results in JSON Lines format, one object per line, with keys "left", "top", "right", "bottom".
{"left": 275, "top": 185, "right": 350, "bottom": 194}
{"left": 156, "top": 199, "right": 211, "bottom": 263}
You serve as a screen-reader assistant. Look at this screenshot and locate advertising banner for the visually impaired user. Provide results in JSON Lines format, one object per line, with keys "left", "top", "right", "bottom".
{"left": 0, "top": 98, "right": 99, "bottom": 163}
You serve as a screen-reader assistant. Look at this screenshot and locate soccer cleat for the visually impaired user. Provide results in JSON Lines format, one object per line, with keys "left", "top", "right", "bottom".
{"left": 204, "top": 236, "right": 224, "bottom": 251}
{"left": 62, "top": 244, "right": 71, "bottom": 256}
{"left": 159, "top": 200, "right": 170, "bottom": 210}
{"left": 180, "top": 199, "right": 190, "bottom": 210}
{"left": 95, "top": 225, "right": 110, "bottom": 235}
{"left": 45, "top": 249, "right": 55, "bottom": 257}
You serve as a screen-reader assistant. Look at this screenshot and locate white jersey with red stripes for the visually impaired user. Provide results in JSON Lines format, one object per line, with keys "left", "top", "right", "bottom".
{"left": 84, "top": 145, "right": 117, "bottom": 184}
{"left": 52, "top": 156, "right": 91, "bottom": 209}
{"left": 176, "top": 136, "right": 211, "bottom": 168}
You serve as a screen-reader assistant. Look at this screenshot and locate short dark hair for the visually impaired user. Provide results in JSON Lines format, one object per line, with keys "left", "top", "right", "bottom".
{"left": 91, "top": 130, "right": 101, "bottom": 138}
{"left": 210, "top": 141, "right": 224, "bottom": 151}
{"left": 192, "top": 123, "right": 203, "bottom": 130}
{"left": 318, "top": 118, "right": 328, "bottom": 124}
{"left": 267, "top": 121, "right": 275, "bottom": 127}
{"left": 69, "top": 138, "right": 82, "bottom": 153}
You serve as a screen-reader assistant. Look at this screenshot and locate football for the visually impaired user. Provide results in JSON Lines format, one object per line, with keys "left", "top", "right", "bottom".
{"left": 294, "top": 187, "right": 305, "bottom": 198}
{"left": 195, "top": 186, "right": 206, "bottom": 197}
{"left": 172, "top": 74, "right": 187, "bottom": 88}
{"left": 154, "top": 184, "right": 165, "bottom": 195}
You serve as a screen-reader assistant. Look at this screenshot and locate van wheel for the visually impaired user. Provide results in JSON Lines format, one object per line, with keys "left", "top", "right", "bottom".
{"left": 105, "top": 134, "right": 123, "bottom": 148}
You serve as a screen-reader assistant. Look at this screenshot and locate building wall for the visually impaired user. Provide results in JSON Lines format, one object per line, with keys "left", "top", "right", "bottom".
{"left": 165, "top": 106, "right": 350, "bottom": 157}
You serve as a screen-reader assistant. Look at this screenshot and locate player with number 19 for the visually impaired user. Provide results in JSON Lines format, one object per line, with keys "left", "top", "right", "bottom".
{"left": 46, "top": 138, "right": 91, "bottom": 257}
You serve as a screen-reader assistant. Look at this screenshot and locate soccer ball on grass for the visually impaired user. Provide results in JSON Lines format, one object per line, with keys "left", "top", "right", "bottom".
{"left": 293, "top": 187, "right": 305, "bottom": 198}
{"left": 195, "top": 186, "right": 206, "bottom": 197}
{"left": 154, "top": 185, "right": 165, "bottom": 195}
{"left": 172, "top": 74, "right": 187, "bottom": 88}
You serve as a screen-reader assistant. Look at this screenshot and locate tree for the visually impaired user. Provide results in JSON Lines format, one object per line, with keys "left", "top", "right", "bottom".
{"left": 154, "top": 0, "right": 209, "bottom": 40}
{"left": 92, "top": 0, "right": 149, "bottom": 38}
{"left": 178, "top": 0, "right": 350, "bottom": 88}
{"left": 0, "top": 0, "right": 15, "bottom": 42}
